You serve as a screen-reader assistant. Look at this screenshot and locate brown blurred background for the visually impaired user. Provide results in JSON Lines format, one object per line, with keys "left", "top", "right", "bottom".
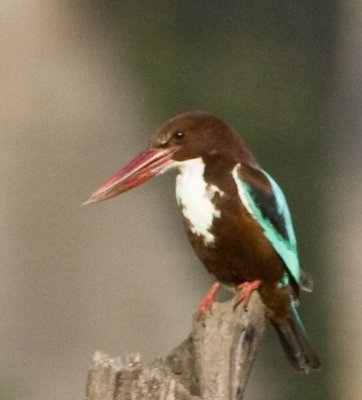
{"left": 0, "top": 1, "right": 361, "bottom": 399}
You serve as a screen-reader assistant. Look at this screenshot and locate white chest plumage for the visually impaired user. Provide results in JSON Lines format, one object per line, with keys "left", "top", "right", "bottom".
{"left": 175, "top": 158, "right": 223, "bottom": 245}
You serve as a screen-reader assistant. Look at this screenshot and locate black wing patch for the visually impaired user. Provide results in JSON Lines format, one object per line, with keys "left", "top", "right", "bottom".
{"left": 247, "top": 184, "right": 289, "bottom": 240}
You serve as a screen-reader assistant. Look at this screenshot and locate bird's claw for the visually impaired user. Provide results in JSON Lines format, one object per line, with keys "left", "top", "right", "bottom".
{"left": 197, "top": 282, "right": 220, "bottom": 318}
{"left": 234, "top": 280, "right": 262, "bottom": 312}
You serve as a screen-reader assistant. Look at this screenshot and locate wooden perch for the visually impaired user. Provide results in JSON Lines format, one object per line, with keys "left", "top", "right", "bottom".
{"left": 85, "top": 294, "right": 265, "bottom": 400}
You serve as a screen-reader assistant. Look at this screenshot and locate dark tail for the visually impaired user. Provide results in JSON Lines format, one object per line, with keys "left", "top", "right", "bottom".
{"left": 271, "top": 303, "right": 321, "bottom": 373}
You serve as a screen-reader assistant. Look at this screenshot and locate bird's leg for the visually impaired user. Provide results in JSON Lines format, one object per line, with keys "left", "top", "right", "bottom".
{"left": 234, "top": 280, "right": 262, "bottom": 311}
{"left": 197, "top": 282, "right": 220, "bottom": 317}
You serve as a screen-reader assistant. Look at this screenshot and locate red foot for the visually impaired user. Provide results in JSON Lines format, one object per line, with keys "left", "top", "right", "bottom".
{"left": 234, "top": 280, "right": 262, "bottom": 311}
{"left": 197, "top": 282, "right": 220, "bottom": 317}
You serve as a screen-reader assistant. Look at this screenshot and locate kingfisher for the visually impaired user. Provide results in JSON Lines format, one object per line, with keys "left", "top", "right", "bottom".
{"left": 83, "top": 111, "right": 320, "bottom": 373}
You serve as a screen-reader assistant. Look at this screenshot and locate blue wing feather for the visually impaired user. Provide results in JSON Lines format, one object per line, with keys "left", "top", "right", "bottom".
{"left": 232, "top": 164, "right": 301, "bottom": 286}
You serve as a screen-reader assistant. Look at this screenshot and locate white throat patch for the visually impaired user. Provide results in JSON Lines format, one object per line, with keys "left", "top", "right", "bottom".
{"left": 175, "top": 158, "right": 223, "bottom": 245}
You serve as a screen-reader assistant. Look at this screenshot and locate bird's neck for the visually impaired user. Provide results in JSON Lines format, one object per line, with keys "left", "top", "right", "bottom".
{"left": 175, "top": 157, "right": 224, "bottom": 245}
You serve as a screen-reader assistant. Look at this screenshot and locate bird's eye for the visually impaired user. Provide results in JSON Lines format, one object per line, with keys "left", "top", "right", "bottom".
{"left": 173, "top": 131, "right": 184, "bottom": 140}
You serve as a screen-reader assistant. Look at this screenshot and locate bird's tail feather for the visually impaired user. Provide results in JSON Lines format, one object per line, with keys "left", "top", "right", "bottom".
{"left": 272, "top": 303, "right": 320, "bottom": 373}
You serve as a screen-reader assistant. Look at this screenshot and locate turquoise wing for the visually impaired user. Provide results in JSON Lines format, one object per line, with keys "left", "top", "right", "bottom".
{"left": 232, "top": 164, "right": 301, "bottom": 286}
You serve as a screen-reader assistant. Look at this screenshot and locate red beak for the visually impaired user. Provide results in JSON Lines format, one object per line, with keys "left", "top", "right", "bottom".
{"left": 82, "top": 146, "right": 179, "bottom": 205}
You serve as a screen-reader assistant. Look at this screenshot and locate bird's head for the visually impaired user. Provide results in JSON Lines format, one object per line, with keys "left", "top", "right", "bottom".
{"left": 83, "top": 111, "right": 251, "bottom": 205}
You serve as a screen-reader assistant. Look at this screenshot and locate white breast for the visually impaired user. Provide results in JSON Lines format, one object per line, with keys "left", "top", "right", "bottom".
{"left": 175, "top": 158, "right": 223, "bottom": 245}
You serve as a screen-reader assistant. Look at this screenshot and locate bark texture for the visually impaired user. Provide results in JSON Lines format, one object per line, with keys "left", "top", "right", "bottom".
{"left": 85, "top": 294, "right": 265, "bottom": 400}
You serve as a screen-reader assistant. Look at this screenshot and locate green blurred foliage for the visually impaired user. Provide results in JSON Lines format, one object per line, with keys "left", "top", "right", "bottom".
{"left": 87, "top": 1, "right": 338, "bottom": 398}
{"left": 0, "top": 375, "right": 17, "bottom": 400}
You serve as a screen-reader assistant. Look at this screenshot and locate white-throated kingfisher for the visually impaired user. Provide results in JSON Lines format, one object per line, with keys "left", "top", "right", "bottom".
{"left": 84, "top": 111, "right": 320, "bottom": 373}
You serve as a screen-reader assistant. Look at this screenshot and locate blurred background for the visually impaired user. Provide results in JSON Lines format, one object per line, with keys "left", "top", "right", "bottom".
{"left": 0, "top": 0, "right": 360, "bottom": 399}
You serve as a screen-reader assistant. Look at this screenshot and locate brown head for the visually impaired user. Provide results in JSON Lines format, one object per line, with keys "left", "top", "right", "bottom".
{"left": 150, "top": 111, "right": 256, "bottom": 163}
{"left": 83, "top": 111, "right": 256, "bottom": 205}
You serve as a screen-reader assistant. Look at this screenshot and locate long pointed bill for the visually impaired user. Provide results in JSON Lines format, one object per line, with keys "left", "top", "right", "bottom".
{"left": 83, "top": 146, "right": 179, "bottom": 205}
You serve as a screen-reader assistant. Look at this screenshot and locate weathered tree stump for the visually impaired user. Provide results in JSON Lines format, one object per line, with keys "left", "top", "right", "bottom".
{"left": 85, "top": 294, "right": 265, "bottom": 400}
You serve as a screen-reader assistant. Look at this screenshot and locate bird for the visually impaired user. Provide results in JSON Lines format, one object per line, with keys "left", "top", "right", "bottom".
{"left": 83, "top": 111, "right": 320, "bottom": 373}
